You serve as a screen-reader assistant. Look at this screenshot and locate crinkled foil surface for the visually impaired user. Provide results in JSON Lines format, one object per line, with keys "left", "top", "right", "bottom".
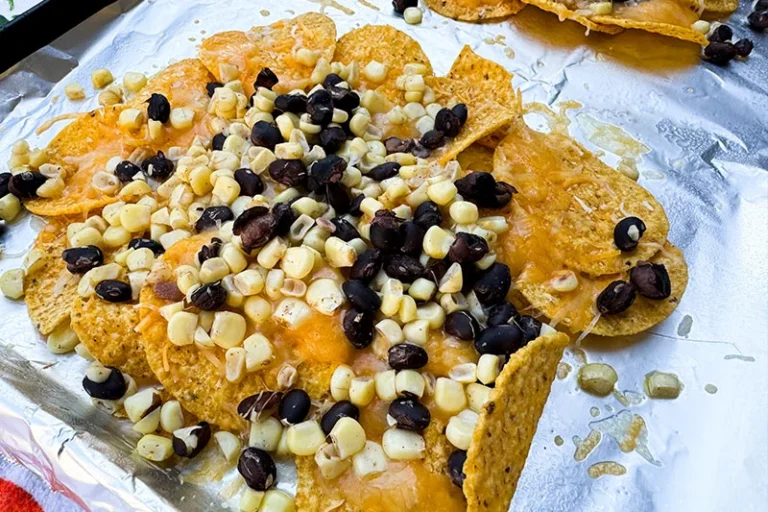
{"left": 0, "top": 0, "right": 766, "bottom": 510}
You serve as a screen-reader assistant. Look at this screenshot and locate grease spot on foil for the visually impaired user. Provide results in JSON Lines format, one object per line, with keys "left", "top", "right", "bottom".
{"left": 573, "top": 430, "right": 602, "bottom": 462}
{"left": 724, "top": 354, "right": 755, "bottom": 362}
{"left": 588, "top": 461, "right": 627, "bottom": 479}
{"left": 260, "top": 9, "right": 270, "bottom": 16}
{"left": 309, "top": 0, "right": 354, "bottom": 14}
{"left": 570, "top": 347, "right": 588, "bottom": 365}
{"left": 557, "top": 362, "right": 572, "bottom": 380}
{"left": 590, "top": 410, "right": 659, "bottom": 466}
{"left": 705, "top": 384, "right": 718, "bottom": 394}
{"left": 554, "top": 435, "right": 564, "bottom": 446}
{"left": 677, "top": 315, "right": 693, "bottom": 337}
{"left": 590, "top": 406, "right": 600, "bottom": 417}
{"left": 613, "top": 389, "right": 645, "bottom": 407}
{"left": 576, "top": 113, "right": 650, "bottom": 158}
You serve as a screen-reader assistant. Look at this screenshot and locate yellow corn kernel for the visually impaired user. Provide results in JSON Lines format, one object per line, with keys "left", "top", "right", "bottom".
{"left": 91, "top": 68, "right": 114, "bottom": 89}
{"left": 210, "top": 311, "right": 247, "bottom": 349}
{"left": 64, "top": 82, "right": 86, "bottom": 100}
{"left": 118, "top": 109, "right": 144, "bottom": 131}
{"left": 167, "top": 311, "right": 198, "bottom": 346}
{"left": 434, "top": 378, "right": 467, "bottom": 414}
{"left": 123, "top": 72, "right": 147, "bottom": 93}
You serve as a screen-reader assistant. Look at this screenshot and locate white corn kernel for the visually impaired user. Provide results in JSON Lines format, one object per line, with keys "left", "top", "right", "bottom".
{"left": 36, "top": 176, "right": 66, "bottom": 197}
{"left": 398, "top": 295, "right": 418, "bottom": 323}
{"left": 211, "top": 431, "right": 241, "bottom": 464}
{"left": 233, "top": 269, "right": 264, "bottom": 296}
{"left": 380, "top": 278, "right": 404, "bottom": 317}
{"left": 327, "top": 363, "right": 359, "bottom": 404}
{"left": 449, "top": 201, "right": 479, "bottom": 224}
{"left": 265, "top": 269, "right": 285, "bottom": 299}
{"left": 120, "top": 204, "right": 151, "bottom": 233}
{"left": 243, "top": 333, "right": 274, "bottom": 371}
{"left": 551, "top": 271, "right": 579, "bottom": 293}
{"left": 315, "top": 443, "right": 351, "bottom": 480}
{"left": 123, "top": 72, "right": 147, "bottom": 92}
{"left": 160, "top": 401, "right": 184, "bottom": 433}
{"left": 363, "top": 60, "right": 388, "bottom": 83}
{"left": 477, "top": 354, "right": 502, "bottom": 384}
{"left": 76, "top": 263, "right": 121, "bottom": 298}
{"left": 467, "top": 382, "right": 493, "bottom": 413}
{"left": 136, "top": 434, "right": 173, "bottom": 461}
{"left": 349, "top": 112, "right": 370, "bottom": 138}
{"left": 402, "top": 319, "right": 429, "bottom": 345}
{"left": 287, "top": 420, "right": 325, "bottom": 456}
{"left": 167, "top": 311, "right": 197, "bottom": 346}
{"left": 159, "top": 302, "right": 183, "bottom": 322}
{"left": 440, "top": 292, "right": 469, "bottom": 314}
{"left": 200, "top": 257, "right": 230, "bottom": 283}
{"left": 330, "top": 417, "right": 367, "bottom": 459}
{"left": 395, "top": 370, "right": 425, "bottom": 398}
{"left": 127, "top": 248, "right": 154, "bottom": 271}
{"left": 257, "top": 237, "right": 288, "bottom": 269}
{"left": 589, "top": 1, "right": 613, "bottom": 14}
{"left": 250, "top": 416, "right": 283, "bottom": 451}
{"left": 382, "top": 428, "right": 425, "bottom": 460}
{"left": 403, "top": 102, "right": 426, "bottom": 120}
{"left": 64, "top": 82, "right": 86, "bottom": 100}
{"left": 422, "top": 226, "right": 455, "bottom": 259}
{"left": 259, "top": 490, "right": 295, "bottom": 512}
{"left": 306, "top": 278, "right": 345, "bottom": 316}
{"left": 427, "top": 179, "right": 458, "bottom": 206}
{"left": 210, "top": 311, "right": 247, "bottom": 349}
{"left": 415, "top": 115, "right": 435, "bottom": 136}
{"left": 281, "top": 278, "right": 306, "bottom": 297}
{"left": 349, "top": 377, "right": 375, "bottom": 407}
{"left": 435, "top": 378, "right": 467, "bottom": 414}
{"left": 295, "top": 47, "right": 319, "bottom": 67}
{"left": 578, "top": 363, "right": 618, "bottom": 397}
{"left": 450, "top": 363, "right": 478, "bottom": 384}
{"left": 446, "top": 409, "right": 479, "bottom": 450}
{"left": 175, "top": 265, "right": 200, "bottom": 294}
{"left": 240, "top": 489, "right": 265, "bottom": 512}
{"left": 375, "top": 319, "right": 404, "bottom": 344}
{"left": 281, "top": 247, "right": 314, "bottom": 279}
{"left": 243, "top": 297, "right": 272, "bottom": 326}
{"left": 212, "top": 176, "right": 241, "bottom": 205}
{"left": 46, "top": 324, "right": 79, "bottom": 354}
{"left": 375, "top": 370, "right": 398, "bottom": 401}
{"left": 404, "top": 91, "right": 423, "bottom": 103}
{"left": 416, "top": 302, "right": 445, "bottom": 329}
{"left": 325, "top": 237, "right": 357, "bottom": 267}
{"left": 221, "top": 244, "right": 248, "bottom": 273}
{"left": 691, "top": 20, "right": 711, "bottom": 34}
{"left": 170, "top": 108, "right": 195, "bottom": 130}
{"left": 438, "top": 263, "right": 463, "bottom": 294}
{"left": 645, "top": 371, "right": 682, "bottom": 399}
{"left": 272, "top": 298, "right": 312, "bottom": 328}
{"left": 360, "top": 197, "right": 384, "bottom": 217}
{"left": 118, "top": 108, "right": 144, "bottom": 131}
{"left": 0, "top": 194, "right": 22, "bottom": 222}
{"left": 225, "top": 347, "right": 246, "bottom": 383}
{"left": 91, "top": 68, "right": 114, "bottom": 89}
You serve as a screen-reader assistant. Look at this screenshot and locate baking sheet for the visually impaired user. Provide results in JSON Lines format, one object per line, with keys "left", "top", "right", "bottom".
{"left": 0, "top": 0, "right": 766, "bottom": 510}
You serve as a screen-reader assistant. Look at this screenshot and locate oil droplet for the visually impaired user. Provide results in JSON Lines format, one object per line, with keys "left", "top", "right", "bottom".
{"left": 590, "top": 407, "right": 600, "bottom": 417}
{"left": 554, "top": 435, "right": 564, "bottom": 446}
{"left": 193, "top": 19, "right": 200, "bottom": 24}
{"left": 260, "top": 9, "right": 270, "bottom": 16}
{"left": 573, "top": 430, "right": 602, "bottom": 462}
{"left": 504, "top": 48, "right": 515, "bottom": 59}
{"left": 677, "top": 314, "right": 693, "bottom": 337}
{"left": 588, "top": 461, "right": 626, "bottom": 479}
{"left": 576, "top": 113, "right": 650, "bottom": 158}
{"left": 590, "top": 410, "right": 659, "bottom": 466}
{"left": 571, "top": 347, "right": 588, "bottom": 365}
{"left": 357, "top": 0, "right": 379, "bottom": 10}
{"left": 557, "top": 362, "right": 572, "bottom": 380}
{"left": 705, "top": 384, "right": 718, "bottom": 394}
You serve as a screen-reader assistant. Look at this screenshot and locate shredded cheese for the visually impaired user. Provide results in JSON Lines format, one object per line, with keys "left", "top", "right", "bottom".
{"left": 575, "top": 312, "right": 602, "bottom": 345}
{"left": 35, "top": 112, "right": 83, "bottom": 135}
{"left": 162, "top": 342, "right": 171, "bottom": 372}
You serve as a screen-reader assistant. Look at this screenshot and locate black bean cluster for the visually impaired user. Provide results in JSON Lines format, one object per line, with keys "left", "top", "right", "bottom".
{"left": 3, "top": 171, "right": 48, "bottom": 199}
{"left": 749, "top": 0, "right": 768, "bottom": 30}
{"left": 703, "top": 23, "right": 754, "bottom": 65}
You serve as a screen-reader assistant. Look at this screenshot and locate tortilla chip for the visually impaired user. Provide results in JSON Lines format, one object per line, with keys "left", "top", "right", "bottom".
{"left": 517, "top": 242, "right": 687, "bottom": 335}
{"left": 24, "top": 221, "right": 78, "bottom": 335}
{"left": 464, "top": 332, "right": 569, "bottom": 511}
{"left": 70, "top": 295, "right": 156, "bottom": 380}
{"left": 457, "top": 143, "right": 495, "bottom": 171}
{"left": 126, "top": 58, "right": 213, "bottom": 112}
{"left": 494, "top": 121, "right": 669, "bottom": 276}
{"left": 427, "top": 76, "right": 519, "bottom": 165}
{"left": 519, "top": 0, "right": 623, "bottom": 34}
{"left": 140, "top": 236, "right": 349, "bottom": 431}
{"left": 199, "top": 13, "right": 337, "bottom": 96}
{"left": 424, "top": 0, "right": 525, "bottom": 21}
{"left": 700, "top": 0, "right": 738, "bottom": 13}
{"left": 333, "top": 25, "right": 433, "bottom": 104}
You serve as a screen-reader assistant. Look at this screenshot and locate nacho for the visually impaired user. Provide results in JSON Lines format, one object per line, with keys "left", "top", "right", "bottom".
{"left": 494, "top": 120, "right": 669, "bottom": 276}
{"left": 333, "top": 24, "right": 433, "bottom": 104}
{"left": 423, "top": 0, "right": 525, "bottom": 21}
{"left": 199, "top": 13, "right": 337, "bottom": 96}
{"left": 700, "top": 0, "right": 739, "bottom": 13}
{"left": 24, "top": 220, "right": 79, "bottom": 335}
{"left": 518, "top": 0, "right": 623, "bottom": 34}
{"left": 464, "top": 331, "right": 569, "bottom": 511}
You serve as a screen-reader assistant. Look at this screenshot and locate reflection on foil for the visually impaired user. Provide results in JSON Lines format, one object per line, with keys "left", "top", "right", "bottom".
{"left": 590, "top": 410, "right": 660, "bottom": 466}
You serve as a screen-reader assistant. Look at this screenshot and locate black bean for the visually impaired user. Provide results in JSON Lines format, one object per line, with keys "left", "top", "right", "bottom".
{"left": 448, "top": 232, "right": 489, "bottom": 264}
{"left": 517, "top": 315, "right": 542, "bottom": 342}
{"left": 271, "top": 202, "right": 297, "bottom": 237}
{"left": 234, "top": 168, "right": 265, "bottom": 197}
{"left": 613, "top": 217, "right": 646, "bottom": 252}
{"left": 389, "top": 398, "right": 431, "bottom": 432}
{"left": 0, "top": 172, "right": 10, "bottom": 197}
{"left": 734, "top": 39, "right": 754, "bottom": 57}
{"left": 757, "top": 0, "right": 768, "bottom": 10}
{"left": 195, "top": 206, "right": 234, "bottom": 232}
{"left": 349, "top": 194, "right": 365, "bottom": 217}
{"left": 434, "top": 108, "right": 462, "bottom": 137}
{"left": 8, "top": 171, "right": 46, "bottom": 198}
{"left": 238, "top": 391, "right": 283, "bottom": 421}
{"left": 420, "top": 130, "right": 445, "bottom": 150}
{"left": 274, "top": 93, "right": 307, "bottom": 113}
{"left": 172, "top": 422, "right": 211, "bottom": 458}
{"left": 384, "top": 136, "right": 415, "bottom": 155}
{"left": 384, "top": 253, "right": 424, "bottom": 283}
{"left": 411, "top": 141, "right": 431, "bottom": 158}
{"left": 370, "top": 210, "right": 402, "bottom": 251}
{"left": 400, "top": 221, "right": 425, "bottom": 256}
{"left": 153, "top": 281, "right": 185, "bottom": 301}
{"left": 212, "top": 133, "right": 226, "bottom": 151}
{"left": 447, "top": 450, "right": 467, "bottom": 489}
{"left": 278, "top": 389, "right": 311, "bottom": 425}
{"left": 392, "top": 0, "right": 418, "bottom": 14}
{"left": 190, "top": 282, "right": 227, "bottom": 311}
{"left": 308, "top": 88, "right": 333, "bottom": 109}
{"left": 268, "top": 159, "right": 307, "bottom": 188}
{"left": 197, "top": 237, "right": 223, "bottom": 264}
{"left": 327, "top": 86, "right": 360, "bottom": 112}
{"left": 206, "top": 81, "right": 223, "bottom": 97}
{"left": 325, "top": 183, "right": 351, "bottom": 214}
{"left": 254, "top": 67, "right": 279, "bottom": 90}
{"left": 461, "top": 263, "right": 479, "bottom": 295}
{"left": 455, "top": 171, "right": 495, "bottom": 201}
{"left": 708, "top": 24, "right": 733, "bottom": 42}
{"left": 451, "top": 104, "right": 468, "bottom": 126}
{"left": 82, "top": 365, "right": 126, "bottom": 400}
{"left": 596, "top": 280, "right": 636, "bottom": 315}
{"left": 233, "top": 206, "right": 277, "bottom": 251}
{"left": 308, "top": 155, "right": 346, "bottom": 192}
{"left": 748, "top": 11, "right": 768, "bottom": 30}
{"left": 251, "top": 121, "right": 284, "bottom": 150}
{"left": 487, "top": 181, "right": 516, "bottom": 208}
{"left": 413, "top": 201, "right": 442, "bottom": 231}
{"left": 388, "top": 343, "right": 428, "bottom": 370}
{"left": 115, "top": 161, "right": 141, "bottom": 183}
{"left": 146, "top": 93, "right": 171, "bottom": 123}
{"left": 330, "top": 217, "right": 360, "bottom": 242}
{"left": 321, "top": 401, "right": 360, "bottom": 435}
{"left": 629, "top": 261, "right": 671, "bottom": 300}
{"left": 343, "top": 307, "right": 375, "bottom": 348}
{"left": 310, "top": 105, "right": 333, "bottom": 126}
{"left": 95, "top": 280, "right": 132, "bottom": 303}
{"left": 475, "top": 324, "right": 525, "bottom": 356}
{"left": 62, "top": 245, "right": 103, "bottom": 274}
{"left": 367, "top": 162, "right": 401, "bottom": 181}
{"left": 319, "top": 126, "right": 347, "bottom": 153}
{"left": 704, "top": 42, "right": 738, "bottom": 65}
{"left": 350, "top": 249, "right": 382, "bottom": 283}
{"left": 238, "top": 448, "right": 277, "bottom": 491}
{"left": 445, "top": 311, "right": 480, "bottom": 341}
{"left": 342, "top": 280, "right": 381, "bottom": 313}
{"left": 141, "top": 151, "right": 174, "bottom": 180}
{"left": 422, "top": 259, "right": 449, "bottom": 286}
{"left": 128, "top": 238, "right": 165, "bottom": 256}
{"left": 486, "top": 302, "right": 519, "bottom": 327}
{"left": 322, "top": 73, "right": 344, "bottom": 88}
{"left": 473, "top": 262, "right": 511, "bottom": 305}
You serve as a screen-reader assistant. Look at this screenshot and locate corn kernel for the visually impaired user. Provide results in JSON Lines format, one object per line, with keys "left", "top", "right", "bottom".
{"left": 402, "top": 319, "right": 429, "bottom": 345}
{"left": 210, "top": 311, "right": 246, "bottom": 349}
{"left": 257, "top": 237, "right": 288, "bottom": 269}
{"left": 295, "top": 48, "right": 320, "bottom": 67}
{"left": 331, "top": 365, "right": 355, "bottom": 401}
{"left": 136, "top": 434, "right": 173, "bottom": 461}
{"left": 272, "top": 298, "right": 312, "bottom": 328}
{"left": 422, "top": 226, "right": 455, "bottom": 259}
{"left": 325, "top": 237, "right": 357, "bottom": 267}
{"left": 64, "top": 82, "right": 86, "bottom": 100}
{"left": 250, "top": 416, "right": 283, "bottom": 451}
{"left": 467, "top": 382, "right": 493, "bottom": 413}
{"left": 446, "top": 409, "right": 479, "bottom": 450}
{"left": 382, "top": 428, "right": 425, "bottom": 460}
{"left": 349, "top": 377, "right": 375, "bottom": 407}
{"left": 589, "top": 1, "right": 613, "bottom": 14}
{"left": 363, "top": 61, "right": 388, "bottom": 83}
{"left": 287, "top": 420, "right": 325, "bottom": 456}
{"left": 91, "top": 68, "right": 114, "bottom": 89}
{"left": 374, "top": 370, "right": 398, "bottom": 401}
{"left": 395, "top": 369, "right": 425, "bottom": 398}
{"left": 435, "top": 378, "right": 467, "bottom": 414}
{"left": 306, "top": 278, "right": 344, "bottom": 316}
{"left": 118, "top": 108, "right": 144, "bottom": 131}
{"left": 243, "top": 333, "right": 274, "bottom": 371}
{"left": 167, "top": 311, "right": 197, "bottom": 346}
{"left": 123, "top": 72, "right": 147, "bottom": 92}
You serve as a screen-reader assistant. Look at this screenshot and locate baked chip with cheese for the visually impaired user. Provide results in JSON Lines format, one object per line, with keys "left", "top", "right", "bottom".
{"left": 424, "top": 0, "right": 526, "bottom": 20}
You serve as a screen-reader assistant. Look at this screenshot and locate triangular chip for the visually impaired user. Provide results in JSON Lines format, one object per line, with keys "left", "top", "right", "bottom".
{"left": 199, "top": 13, "right": 337, "bottom": 96}
{"left": 517, "top": 242, "right": 688, "bottom": 335}
{"left": 423, "top": 0, "right": 525, "bottom": 21}
{"left": 333, "top": 24, "right": 433, "bottom": 105}
{"left": 494, "top": 121, "right": 669, "bottom": 276}
{"left": 463, "top": 332, "right": 569, "bottom": 511}
{"left": 700, "top": 0, "right": 738, "bottom": 13}
{"left": 24, "top": 220, "right": 78, "bottom": 335}
{"left": 519, "top": 0, "right": 623, "bottom": 34}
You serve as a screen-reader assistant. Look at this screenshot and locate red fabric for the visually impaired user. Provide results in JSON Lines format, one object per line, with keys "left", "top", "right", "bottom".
{"left": 0, "top": 478, "right": 43, "bottom": 512}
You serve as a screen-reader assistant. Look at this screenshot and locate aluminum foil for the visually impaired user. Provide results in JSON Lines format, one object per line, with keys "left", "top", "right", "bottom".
{"left": 0, "top": 0, "right": 766, "bottom": 510}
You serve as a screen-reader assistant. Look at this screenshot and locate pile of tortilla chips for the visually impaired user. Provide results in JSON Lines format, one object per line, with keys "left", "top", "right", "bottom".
{"left": 425, "top": 0, "right": 741, "bottom": 46}
{"left": 16, "top": 12, "right": 687, "bottom": 512}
